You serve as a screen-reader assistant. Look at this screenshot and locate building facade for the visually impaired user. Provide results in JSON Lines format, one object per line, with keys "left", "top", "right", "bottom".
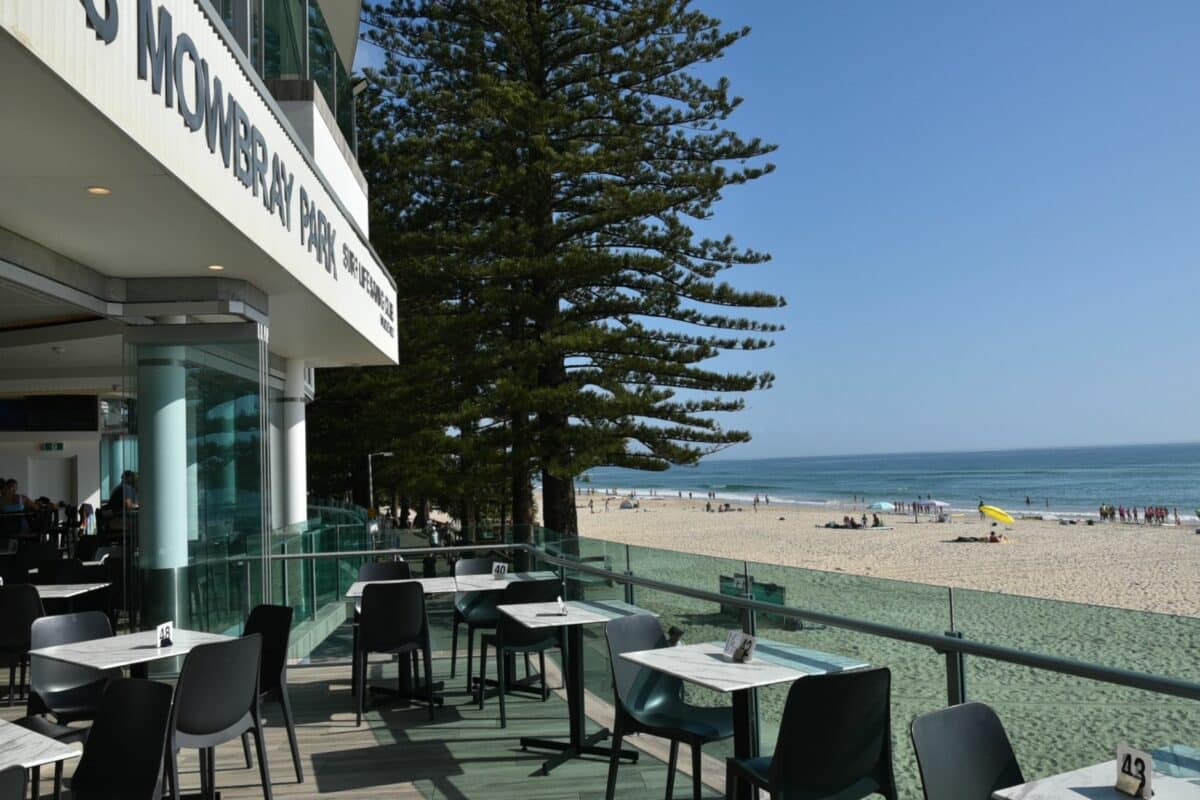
{"left": 0, "top": 0, "right": 396, "bottom": 633}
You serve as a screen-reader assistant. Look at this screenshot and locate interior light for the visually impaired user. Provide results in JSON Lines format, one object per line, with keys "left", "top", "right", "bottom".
{"left": 86, "top": 186, "right": 111, "bottom": 196}
{"left": 207, "top": 264, "right": 225, "bottom": 271}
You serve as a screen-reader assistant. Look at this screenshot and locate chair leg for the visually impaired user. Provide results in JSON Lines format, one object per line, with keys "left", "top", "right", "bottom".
{"left": 424, "top": 645, "right": 435, "bottom": 722}
{"left": 465, "top": 624, "right": 475, "bottom": 693}
{"left": 665, "top": 739, "right": 679, "bottom": 800}
{"left": 355, "top": 650, "right": 365, "bottom": 727}
{"left": 350, "top": 624, "right": 359, "bottom": 696}
{"left": 242, "top": 731, "right": 253, "bottom": 769}
{"left": 450, "top": 617, "right": 459, "bottom": 679}
{"left": 539, "top": 651, "right": 548, "bottom": 701}
{"left": 605, "top": 718, "right": 624, "bottom": 800}
{"left": 524, "top": 652, "right": 532, "bottom": 678}
{"left": 278, "top": 685, "right": 305, "bottom": 783}
{"left": 199, "top": 748, "right": 210, "bottom": 798}
{"left": 18, "top": 659, "right": 25, "bottom": 700}
{"left": 168, "top": 746, "right": 181, "bottom": 800}
{"left": 53, "top": 759, "right": 63, "bottom": 800}
{"left": 477, "top": 640, "right": 488, "bottom": 710}
{"left": 691, "top": 743, "right": 702, "bottom": 800}
{"left": 252, "top": 717, "right": 274, "bottom": 800}
{"left": 6, "top": 664, "right": 13, "bottom": 706}
{"left": 207, "top": 747, "right": 217, "bottom": 800}
{"left": 30, "top": 765, "right": 39, "bottom": 800}
{"left": 725, "top": 759, "right": 735, "bottom": 800}
{"left": 497, "top": 647, "right": 507, "bottom": 728}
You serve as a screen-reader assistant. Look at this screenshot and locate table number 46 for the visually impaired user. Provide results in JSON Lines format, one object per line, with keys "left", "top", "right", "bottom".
{"left": 1115, "top": 744, "right": 1153, "bottom": 799}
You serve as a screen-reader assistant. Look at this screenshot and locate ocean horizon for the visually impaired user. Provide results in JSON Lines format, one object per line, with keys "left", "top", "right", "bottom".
{"left": 581, "top": 442, "right": 1200, "bottom": 519}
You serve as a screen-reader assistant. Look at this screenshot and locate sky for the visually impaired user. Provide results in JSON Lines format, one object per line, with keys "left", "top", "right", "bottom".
{"left": 357, "top": 2, "right": 1200, "bottom": 459}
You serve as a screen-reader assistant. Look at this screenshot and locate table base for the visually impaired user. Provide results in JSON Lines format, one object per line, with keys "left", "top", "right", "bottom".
{"left": 521, "top": 729, "right": 640, "bottom": 775}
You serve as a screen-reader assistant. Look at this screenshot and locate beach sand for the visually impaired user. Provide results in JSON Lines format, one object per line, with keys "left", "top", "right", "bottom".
{"left": 575, "top": 495, "right": 1200, "bottom": 617}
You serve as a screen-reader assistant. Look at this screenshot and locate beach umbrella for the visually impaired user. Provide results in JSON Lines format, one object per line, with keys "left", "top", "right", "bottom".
{"left": 928, "top": 500, "right": 949, "bottom": 508}
{"left": 979, "top": 505, "right": 1015, "bottom": 525}
{"left": 867, "top": 501, "right": 894, "bottom": 512}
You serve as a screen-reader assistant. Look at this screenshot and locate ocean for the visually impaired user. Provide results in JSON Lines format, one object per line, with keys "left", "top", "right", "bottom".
{"left": 581, "top": 443, "right": 1200, "bottom": 518}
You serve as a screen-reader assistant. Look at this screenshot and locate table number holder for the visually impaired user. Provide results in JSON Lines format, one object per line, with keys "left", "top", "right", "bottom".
{"left": 1115, "top": 744, "right": 1153, "bottom": 799}
{"left": 492, "top": 562, "right": 509, "bottom": 580}
{"left": 156, "top": 620, "right": 174, "bottom": 648}
{"left": 723, "top": 630, "right": 756, "bottom": 663}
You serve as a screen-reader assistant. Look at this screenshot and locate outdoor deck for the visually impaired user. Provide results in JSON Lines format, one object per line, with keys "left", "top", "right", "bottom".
{"left": 2, "top": 650, "right": 725, "bottom": 799}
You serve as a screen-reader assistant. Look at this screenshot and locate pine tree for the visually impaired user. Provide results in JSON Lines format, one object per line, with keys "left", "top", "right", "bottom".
{"left": 362, "top": 0, "right": 785, "bottom": 537}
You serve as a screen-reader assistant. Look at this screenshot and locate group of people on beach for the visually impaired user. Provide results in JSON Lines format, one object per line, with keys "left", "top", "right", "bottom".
{"left": 1098, "top": 504, "right": 1180, "bottom": 525}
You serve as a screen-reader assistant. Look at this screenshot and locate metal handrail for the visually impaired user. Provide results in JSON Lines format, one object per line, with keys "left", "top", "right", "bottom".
{"left": 267, "top": 540, "right": 1200, "bottom": 703}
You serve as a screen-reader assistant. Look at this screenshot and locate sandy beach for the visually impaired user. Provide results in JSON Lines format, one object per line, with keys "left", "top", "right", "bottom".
{"left": 575, "top": 495, "right": 1200, "bottom": 618}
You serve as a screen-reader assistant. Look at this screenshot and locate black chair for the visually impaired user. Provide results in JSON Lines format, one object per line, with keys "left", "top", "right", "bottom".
{"left": 476, "top": 579, "right": 563, "bottom": 727}
{"left": 910, "top": 702, "right": 1024, "bottom": 800}
{"left": 0, "top": 766, "right": 25, "bottom": 800}
{"left": 0, "top": 583, "right": 44, "bottom": 706}
{"left": 355, "top": 581, "right": 436, "bottom": 725}
{"left": 351, "top": 560, "right": 411, "bottom": 694}
{"left": 73, "top": 537, "right": 99, "bottom": 562}
{"left": 34, "top": 558, "right": 86, "bottom": 586}
{"left": 168, "top": 635, "right": 273, "bottom": 800}
{"left": 27, "top": 611, "right": 117, "bottom": 724}
{"left": 604, "top": 614, "right": 734, "bottom": 800}
{"left": 101, "top": 556, "right": 129, "bottom": 630}
{"left": 725, "top": 667, "right": 897, "bottom": 800}
{"left": 450, "top": 557, "right": 501, "bottom": 691}
{"left": 241, "top": 605, "right": 303, "bottom": 783}
{"left": 70, "top": 678, "right": 175, "bottom": 800}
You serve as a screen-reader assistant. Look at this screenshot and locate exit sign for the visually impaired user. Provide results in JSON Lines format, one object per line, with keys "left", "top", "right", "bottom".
{"left": 39, "top": 443, "right": 63, "bottom": 451}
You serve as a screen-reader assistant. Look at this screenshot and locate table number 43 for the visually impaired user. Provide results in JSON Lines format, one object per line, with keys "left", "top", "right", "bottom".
{"left": 1115, "top": 744, "right": 1153, "bottom": 798}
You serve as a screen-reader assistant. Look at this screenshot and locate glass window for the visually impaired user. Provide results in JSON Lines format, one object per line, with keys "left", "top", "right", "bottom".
{"left": 308, "top": 0, "right": 337, "bottom": 118}
{"left": 264, "top": 0, "right": 305, "bottom": 80}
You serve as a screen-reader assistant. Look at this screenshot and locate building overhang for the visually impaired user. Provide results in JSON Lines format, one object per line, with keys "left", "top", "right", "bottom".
{"left": 0, "top": 0, "right": 398, "bottom": 368}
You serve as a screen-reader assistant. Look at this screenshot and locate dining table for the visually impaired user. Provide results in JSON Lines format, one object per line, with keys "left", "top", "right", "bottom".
{"left": 0, "top": 718, "right": 82, "bottom": 800}
{"left": 497, "top": 598, "right": 653, "bottom": 775}
{"left": 620, "top": 638, "right": 869, "bottom": 800}
{"left": 993, "top": 747, "right": 1200, "bottom": 799}
{"left": 29, "top": 627, "right": 233, "bottom": 678}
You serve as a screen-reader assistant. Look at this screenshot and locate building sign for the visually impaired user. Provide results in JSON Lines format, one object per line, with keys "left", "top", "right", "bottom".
{"left": 76, "top": 0, "right": 395, "bottom": 337}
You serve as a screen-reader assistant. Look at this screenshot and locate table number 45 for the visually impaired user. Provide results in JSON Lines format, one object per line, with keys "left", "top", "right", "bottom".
{"left": 1115, "top": 744, "right": 1153, "bottom": 799}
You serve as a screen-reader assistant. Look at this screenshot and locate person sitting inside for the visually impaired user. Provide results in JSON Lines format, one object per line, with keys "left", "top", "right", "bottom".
{"left": 109, "top": 470, "right": 139, "bottom": 510}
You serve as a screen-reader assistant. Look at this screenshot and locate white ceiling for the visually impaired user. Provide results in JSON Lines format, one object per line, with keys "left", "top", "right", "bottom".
{"left": 0, "top": 28, "right": 387, "bottom": 368}
{"left": 0, "top": 281, "right": 97, "bottom": 330}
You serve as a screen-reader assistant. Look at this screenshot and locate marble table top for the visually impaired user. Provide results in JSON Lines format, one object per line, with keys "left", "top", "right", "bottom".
{"left": 344, "top": 576, "right": 459, "bottom": 599}
{"left": 620, "top": 639, "right": 869, "bottom": 693}
{"left": 993, "top": 759, "right": 1200, "bottom": 799}
{"left": 27, "top": 561, "right": 104, "bottom": 575}
{"left": 454, "top": 571, "right": 560, "bottom": 593}
{"left": 30, "top": 628, "right": 234, "bottom": 671}
{"left": 35, "top": 582, "right": 110, "bottom": 600}
{"left": 0, "top": 719, "right": 82, "bottom": 770}
{"left": 498, "top": 599, "right": 654, "bottom": 629}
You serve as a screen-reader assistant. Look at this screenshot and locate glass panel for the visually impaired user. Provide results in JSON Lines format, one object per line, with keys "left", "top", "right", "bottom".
{"left": 308, "top": 0, "right": 337, "bottom": 116}
{"left": 957, "top": 589, "right": 1200, "bottom": 783}
{"left": 123, "top": 326, "right": 269, "bottom": 637}
{"left": 264, "top": 0, "right": 305, "bottom": 80}
{"left": 335, "top": 56, "right": 355, "bottom": 148}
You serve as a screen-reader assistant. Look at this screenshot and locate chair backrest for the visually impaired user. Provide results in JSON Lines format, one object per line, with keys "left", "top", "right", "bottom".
{"left": 173, "top": 635, "right": 262, "bottom": 737}
{"left": 29, "top": 611, "right": 116, "bottom": 707}
{"left": 453, "top": 557, "right": 497, "bottom": 611}
{"left": 604, "top": 614, "right": 683, "bottom": 716}
{"left": 244, "top": 604, "right": 294, "bottom": 695}
{"left": 770, "top": 667, "right": 894, "bottom": 795}
{"left": 14, "top": 541, "right": 56, "bottom": 570}
{"left": 0, "top": 764, "right": 26, "bottom": 800}
{"left": 0, "top": 583, "right": 44, "bottom": 650}
{"left": 70, "top": 678, "right": 175, "bottom": 800}
{"left": 74, "top": 537, "right": 99, "bottom": 562}
{"left": 497, "top": 579, "right": 562, "bottom": 648}
{"left": 36, "top": 558, "right": 85, "bottom": 585}
{"left": 360, "top": 581, "right": 426, "bottom": 652}
{"left": 910, "top": 702, "right": 1024, "bottom": 800}
{"left": 357, "top": 560, "right": 411, "bottom": 583}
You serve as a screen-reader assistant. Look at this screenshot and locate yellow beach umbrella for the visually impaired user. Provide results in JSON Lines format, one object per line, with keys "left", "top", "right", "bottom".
{"left": 979, "top": 505, "right": 1015, "bottom": 525}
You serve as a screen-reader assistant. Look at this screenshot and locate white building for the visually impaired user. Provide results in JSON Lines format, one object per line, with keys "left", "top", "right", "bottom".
{"left": 0, "top": 0, "right": 397, "bottom": 631}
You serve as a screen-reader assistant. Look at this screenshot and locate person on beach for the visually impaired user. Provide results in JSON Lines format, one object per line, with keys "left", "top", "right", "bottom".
{"left": 1174, "top": 508, "right": 1180, "bottom": 526}
{"left": 588, "top": 499, "right": 594, "bottom": 514}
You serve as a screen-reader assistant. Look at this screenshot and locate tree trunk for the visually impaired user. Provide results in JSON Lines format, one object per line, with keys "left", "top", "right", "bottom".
{"left": 541, "top": 469, "right": 578, "bottom": 537}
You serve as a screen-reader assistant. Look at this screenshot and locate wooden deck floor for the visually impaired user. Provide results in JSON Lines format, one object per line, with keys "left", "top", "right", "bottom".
{"left": 2, "top": 651, "right": 723, "bottom": 799}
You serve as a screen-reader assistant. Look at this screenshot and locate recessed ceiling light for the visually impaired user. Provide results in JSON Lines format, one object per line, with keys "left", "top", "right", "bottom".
{"left": 207, "top": 264, "right": 225, "bottom": 271}
{"left": 86, "top": 186, "right": 111, "bottom": 196}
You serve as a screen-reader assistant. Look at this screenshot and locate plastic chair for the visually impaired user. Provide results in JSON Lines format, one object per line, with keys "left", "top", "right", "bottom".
{"left": 0, "top": 583, "right": 44, "bottom": 706}
{"left": 476, "top": 578, "right": 563, "bottom": 727}
{"left": 355, "top": 581, "right": 436, "bottom": 725}
{"left": 168, "top": 635, "right": 273, "bottom": 800}
{"left": 604, "top": 614, "right": 734, "bottom": 800}
{"left": 450, "top": 557, "right": 501, "bottom": 691}
{"left": 241, "top": 605, "right": 303, "bottom": 783}
{"left": 27, "top": 611, "right": 118, "bottom": 723}
{"left": 725, "top": 667, "right": 897, "bottom": 800}
{"left": 910, "top": 702, "right": 1024, "bottom": 800}
{"left": 70, "top": 679, "right": 175, "bottom": 800}
{"left": 0, "top": 765, "right": 25, "bottom": 800}
{"left": 351, "top": 561, "right": 411, "bottom": 694}
{"left": 34, "top": 558, "right": 86, "bottom": 586}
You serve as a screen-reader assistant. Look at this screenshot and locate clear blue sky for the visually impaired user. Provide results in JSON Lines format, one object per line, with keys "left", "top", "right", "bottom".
{"left": 358, "top": 2, "right": 1200, "bottom": 458}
